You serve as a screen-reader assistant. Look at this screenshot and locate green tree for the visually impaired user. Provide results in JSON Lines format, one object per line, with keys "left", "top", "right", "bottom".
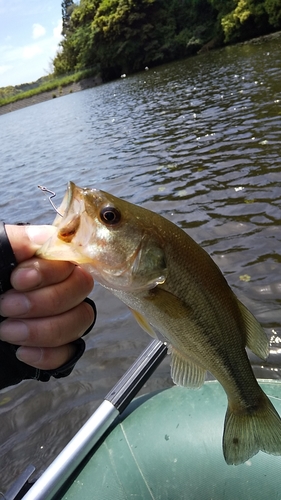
{"left": 221, "top": 0, "right": 271, "bottom": 42}
{"left": 207, "top": 0, "right": 236, "bottom": 16}
{"left": 264, "top": 0, "right": 281, "bottom": 27}
{"left": 53, "top": 0, "right": 280, "bottom": 79}
{"left": 62, "top": 0, "right": 76, "bottom": 36}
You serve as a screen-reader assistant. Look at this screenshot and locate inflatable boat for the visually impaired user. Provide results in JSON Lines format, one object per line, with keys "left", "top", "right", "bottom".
{"left": 5, "top": 340, "right": 281, "bottom": 500}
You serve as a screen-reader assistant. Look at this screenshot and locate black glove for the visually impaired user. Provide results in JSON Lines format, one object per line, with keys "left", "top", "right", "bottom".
{"left": 0, "top": 298, "right": 96, "bottom": 389}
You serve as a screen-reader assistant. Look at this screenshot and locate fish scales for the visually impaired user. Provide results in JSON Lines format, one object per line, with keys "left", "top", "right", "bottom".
{"left": 37, "top": 182, "right": 281, "bottom": 465}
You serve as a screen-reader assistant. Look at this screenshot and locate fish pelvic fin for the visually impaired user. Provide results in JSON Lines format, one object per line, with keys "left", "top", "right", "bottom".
{"left": 223, "top": 393, "right": 281, "bottom": 465}
{"left": 170, "top": 346, "right": 206, "bottom": 388}
{"left": 237, "top": 299, "right": 269, "bottom": 360}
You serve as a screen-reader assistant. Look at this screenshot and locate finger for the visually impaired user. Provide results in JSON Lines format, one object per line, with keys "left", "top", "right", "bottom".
{"left": 10, "top": 258, "right": 76, "bottom": 292}
{"left": 16, "top": 344, "right": 77, "bottom": 370}
{"left": 0, "top": 300, "right": 95, "bottom": 347}
{"left": 0, "top": 266, "right": 94, "bottom": 318}
{"left": 5, "top": 225, "right": 56, "bottom": 263}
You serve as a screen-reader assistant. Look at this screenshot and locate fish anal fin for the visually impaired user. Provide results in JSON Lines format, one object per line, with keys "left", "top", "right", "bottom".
{"left": 237, "top": 299, "right": 269, "bottom": 360}
{"left": 170, "top": 346, "right": 206, "bottom": 388}
{"left": 129, "top": 308, "right": 158, "bottom": 339}
{"left": 223, "top": 393, "right": 281, "bottom": 465}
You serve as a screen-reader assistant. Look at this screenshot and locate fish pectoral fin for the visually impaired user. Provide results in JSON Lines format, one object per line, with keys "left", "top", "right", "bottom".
{"left": 237, "top": 299, "right": 269, "bottom": 360}
{"left": 170, "top": 346, "right": 206, "bottom": 388}
{"left": 129, "top": 308, "right": 158, "bottom": 339}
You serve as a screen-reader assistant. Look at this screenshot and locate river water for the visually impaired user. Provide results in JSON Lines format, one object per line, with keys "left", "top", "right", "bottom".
{"left": 0, "top": 38, "right": 281, "bottom": 491}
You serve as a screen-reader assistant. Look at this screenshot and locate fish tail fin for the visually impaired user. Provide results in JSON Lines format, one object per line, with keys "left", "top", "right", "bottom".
{"left": 223, "top": 394, "right": 281, "bottom": 465}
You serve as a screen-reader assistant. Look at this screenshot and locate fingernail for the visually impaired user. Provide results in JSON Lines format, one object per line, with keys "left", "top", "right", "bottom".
{"left": 0, "top": 320, "right": 29, "bottom": 342}
{"left": 0, "top": 292, "right": 30, "bottom": 316}
{"left": 12, "top": 267, "right": 41, "bottom": 290}
{"left": 16, "top": 347, "right": 43, "bottom": 363}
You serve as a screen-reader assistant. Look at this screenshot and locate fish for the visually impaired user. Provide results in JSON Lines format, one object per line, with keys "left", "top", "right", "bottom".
{"left": 37, "top": 181, "right": 281, "bottom": 465}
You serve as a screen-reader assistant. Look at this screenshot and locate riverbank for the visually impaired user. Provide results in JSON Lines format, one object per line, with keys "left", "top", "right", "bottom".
{"left": 1, "top": 30, "right": 280, "bottom": 117}
{"left": 0, "top": 75, "right": 102, "bottom": 116}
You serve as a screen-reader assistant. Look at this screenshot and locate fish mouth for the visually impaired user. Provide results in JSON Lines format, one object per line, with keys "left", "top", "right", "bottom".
{"left": 36, "top": 181, "right": 93, "bottom": 263}
{"left": 53, "top": 181, "right": 82, "bottom": 224}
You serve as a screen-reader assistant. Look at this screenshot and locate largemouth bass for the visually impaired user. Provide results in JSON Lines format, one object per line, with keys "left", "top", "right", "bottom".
{"left": 37, "top": 181, "right": 281, "bottom": 465}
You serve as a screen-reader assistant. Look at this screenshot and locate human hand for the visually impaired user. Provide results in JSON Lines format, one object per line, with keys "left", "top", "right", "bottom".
{"left": 0, "top": 225, "right": 95, "bottom": 372}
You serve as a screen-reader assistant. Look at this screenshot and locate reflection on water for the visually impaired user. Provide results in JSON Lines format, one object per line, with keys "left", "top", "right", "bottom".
{"left": 0, "top": 38, "right": 281, "bottom": 490}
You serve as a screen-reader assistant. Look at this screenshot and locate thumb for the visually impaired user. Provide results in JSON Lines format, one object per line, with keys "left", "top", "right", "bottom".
{"left": 5, "top": 225, "right": 56, "bottom": 263}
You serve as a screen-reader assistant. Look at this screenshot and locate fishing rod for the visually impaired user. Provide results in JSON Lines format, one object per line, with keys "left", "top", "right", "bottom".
{"left": 10, "top": 339, "right": 167, "bottom": 500}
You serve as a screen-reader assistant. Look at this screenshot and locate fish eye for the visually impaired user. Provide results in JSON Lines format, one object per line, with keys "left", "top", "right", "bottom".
{"left": 100, "top": 206, "right": 121, "bottom": 226}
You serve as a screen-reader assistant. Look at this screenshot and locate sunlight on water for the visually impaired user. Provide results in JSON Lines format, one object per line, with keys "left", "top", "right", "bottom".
{"left": 0, "top": 38, "right": 280, "bottom": 490}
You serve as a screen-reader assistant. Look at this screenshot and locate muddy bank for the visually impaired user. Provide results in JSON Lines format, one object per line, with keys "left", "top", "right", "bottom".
{"left": 0, "top": 76, "right": 102, "bottom": 116}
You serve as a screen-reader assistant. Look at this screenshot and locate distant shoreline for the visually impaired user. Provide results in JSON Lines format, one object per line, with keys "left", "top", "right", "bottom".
{"left": 1, "top": 30, "right": 280, "bottom": 117}
{"left": 0, "top": 76, "right": 102, "bottom": 116}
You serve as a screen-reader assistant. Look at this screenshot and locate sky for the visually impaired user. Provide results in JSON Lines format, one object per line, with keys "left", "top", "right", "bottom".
{"left": 0, "top": 0, "right": 64, "bottom": 87}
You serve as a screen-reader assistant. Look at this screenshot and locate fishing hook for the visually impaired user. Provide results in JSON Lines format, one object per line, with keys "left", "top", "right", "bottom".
{"left": 38, "top": 185, "right": 63, "bottom": 217}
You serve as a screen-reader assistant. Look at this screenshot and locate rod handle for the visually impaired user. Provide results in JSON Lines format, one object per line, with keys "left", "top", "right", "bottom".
{"left": 105, "top": 340, "right": 168, "bottom": 412}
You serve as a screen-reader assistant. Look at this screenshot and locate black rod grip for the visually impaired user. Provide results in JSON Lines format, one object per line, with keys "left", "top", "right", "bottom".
{"left": 105, "top": 340, "right": 168, "bottom": 413}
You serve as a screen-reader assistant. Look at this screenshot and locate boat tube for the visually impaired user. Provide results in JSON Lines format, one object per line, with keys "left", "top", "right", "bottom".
{"left": 5, "top": 341, "right": 281, "bottom": 500}
{"left": 56, "top": 380, "right": 281, "bottom": 500}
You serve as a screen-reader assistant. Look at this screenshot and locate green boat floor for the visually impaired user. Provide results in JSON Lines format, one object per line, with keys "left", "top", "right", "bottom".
{"left": 59, "top": 381, "right": 281, "bottom": 500}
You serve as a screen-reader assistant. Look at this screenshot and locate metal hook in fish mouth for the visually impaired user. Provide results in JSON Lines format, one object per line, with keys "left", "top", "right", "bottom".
{"left": 38, "top": 185, "right": 63, "bottom": 217}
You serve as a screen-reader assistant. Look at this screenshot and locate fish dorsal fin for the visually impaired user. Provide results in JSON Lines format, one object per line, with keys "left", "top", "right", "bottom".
{"left": 170, "top": 346, "right": 206, "bottom": 388}
{"left": 237, "top": 299, "right": 269, "bottom": 360}
{"left": 129, "top": 308, "right": 158, "bottom": 339}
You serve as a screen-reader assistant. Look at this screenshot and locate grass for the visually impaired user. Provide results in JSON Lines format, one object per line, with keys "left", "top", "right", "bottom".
{"left": 0, "top": 69, "right": 96, "bottom": 107}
